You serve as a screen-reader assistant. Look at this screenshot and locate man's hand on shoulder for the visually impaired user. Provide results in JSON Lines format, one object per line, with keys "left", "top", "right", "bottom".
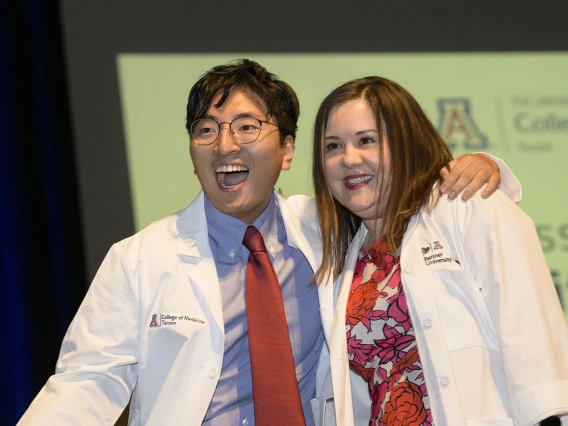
{"left": 439, "top": 153, "right": 500, "bottom": 201}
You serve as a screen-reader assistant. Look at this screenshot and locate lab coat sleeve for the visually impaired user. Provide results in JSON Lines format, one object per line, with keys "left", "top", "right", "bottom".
{"left": 448, "top": 190, "right": 568, "bottom": 425}
{"left": 476, "top": 152, "right": 522, "bottom": 203}
{"left": 18, "top": 243, "right": 139, "bottom": 425}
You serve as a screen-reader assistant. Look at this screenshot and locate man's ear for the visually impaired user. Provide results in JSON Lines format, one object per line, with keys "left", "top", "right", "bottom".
{"left": 281, "top": 136, "right": 295, "bottom": 171}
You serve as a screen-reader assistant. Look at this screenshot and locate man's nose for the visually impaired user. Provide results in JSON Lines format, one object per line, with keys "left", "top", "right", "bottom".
{"left": 215, "top": 123, "right": 240, "bottom": 155}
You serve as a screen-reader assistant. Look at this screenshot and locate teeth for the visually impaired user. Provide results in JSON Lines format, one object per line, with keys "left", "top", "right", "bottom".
{"left": 345, "top": 176, "right": 372, "bottom": 185}
{"left": 215, "top": 165, "right": 249, "bottom": 173}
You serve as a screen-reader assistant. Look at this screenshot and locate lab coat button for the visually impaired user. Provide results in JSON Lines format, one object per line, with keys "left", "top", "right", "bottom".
{"left": 440, "top": 376, "right": 450, "bottom": 387}
{"left": 185, "top": 237, "right": 196, "bottom": 247}
{"left": 404, "top": 265, "right": 414, "bottom": 274}
{"left": 242, "top": 419, "right": 249, "bottom": 425}
{"left": 423, "top": 319, "right": 432, "bottom": 329}
{"left": 209, "top": 368, "right": 217, "bottom": 379}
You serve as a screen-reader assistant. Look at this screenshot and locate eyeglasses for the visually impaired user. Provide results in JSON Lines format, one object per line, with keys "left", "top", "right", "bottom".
{"left": 190, "top": 115, "right": 280, "bottom": 145}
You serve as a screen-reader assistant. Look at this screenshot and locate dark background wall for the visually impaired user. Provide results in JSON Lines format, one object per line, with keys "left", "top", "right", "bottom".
{"left": 2, "top": 0, "right": 567, "bottom": 424}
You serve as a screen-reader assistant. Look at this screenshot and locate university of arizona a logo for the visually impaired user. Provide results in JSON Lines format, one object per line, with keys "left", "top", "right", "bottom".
{"left": 437, "top": 98, "right": 488, "bottom": 150}
{"left": 149, "top": 314, "right": 160, "bottom": 328}
{"left": 421, "top": 241, "right": 443, "bottom": 256}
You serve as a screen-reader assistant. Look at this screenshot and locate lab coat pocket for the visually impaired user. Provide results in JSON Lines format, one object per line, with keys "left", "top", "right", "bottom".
{"left": 143, "top": 310, "right": 210, "bottom": 358}
{"left": 429, "top": 269, "right": 498, "bottom": 353}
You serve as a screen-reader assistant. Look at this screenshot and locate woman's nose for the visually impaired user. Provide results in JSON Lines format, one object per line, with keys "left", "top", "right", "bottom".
{"left": 341, "top": 145, "right": 362, "bottom": 168}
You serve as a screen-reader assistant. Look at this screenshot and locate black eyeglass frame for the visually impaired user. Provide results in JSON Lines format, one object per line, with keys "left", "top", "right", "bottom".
{"left": 190, "top": 115, "right": 280, "bottom": 146}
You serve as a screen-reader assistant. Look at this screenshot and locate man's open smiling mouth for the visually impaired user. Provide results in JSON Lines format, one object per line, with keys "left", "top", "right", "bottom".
{"left": 215, "top": 164, "right": 250, "bottom": 189}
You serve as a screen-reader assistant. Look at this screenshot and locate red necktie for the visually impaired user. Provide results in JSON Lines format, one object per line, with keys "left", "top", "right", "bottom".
{"left": 243, "top": 226, "right": 306, "bottom": 426}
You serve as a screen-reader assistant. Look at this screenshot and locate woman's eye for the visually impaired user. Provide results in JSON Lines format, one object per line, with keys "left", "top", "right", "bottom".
{"left": 360, "top": 137, "right": 375, "bottom": 145}
{"left": 325, "top": 143, "right": 340, "bottom": 151}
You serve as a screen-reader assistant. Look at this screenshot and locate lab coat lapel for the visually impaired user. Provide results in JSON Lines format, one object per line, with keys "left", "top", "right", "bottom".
{"left": 171, "top": 191, "right": 224, "bottom": 334}
{"left": 275, "top": 193, "right": 334, "bottom": 341}
{"left": 331, "top": 225, "right": 367, "bottom": 426}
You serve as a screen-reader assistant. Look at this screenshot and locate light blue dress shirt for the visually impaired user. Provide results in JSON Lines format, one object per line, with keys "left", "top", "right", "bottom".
{"left": 202, "top": 194, "right": 323, "bottom": 426}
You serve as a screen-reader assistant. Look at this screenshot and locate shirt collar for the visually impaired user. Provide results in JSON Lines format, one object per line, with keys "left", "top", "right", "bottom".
{"left": 204, "top": 194, "right": 280, "bottom": 262}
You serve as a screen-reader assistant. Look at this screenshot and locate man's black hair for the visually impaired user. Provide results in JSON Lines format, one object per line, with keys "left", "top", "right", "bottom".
{"left": 186, "top": 59, "right": 300, "bottom": 143}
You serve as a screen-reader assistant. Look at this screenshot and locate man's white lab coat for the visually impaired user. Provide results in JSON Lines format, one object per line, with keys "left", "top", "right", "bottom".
{"left": 18, "top": 191, "right": 335, "bottom": 426}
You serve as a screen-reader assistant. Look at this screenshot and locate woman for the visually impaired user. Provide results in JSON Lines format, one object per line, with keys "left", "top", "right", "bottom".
{"left": 312, "top": 77, "right": 568, "bottom": 425}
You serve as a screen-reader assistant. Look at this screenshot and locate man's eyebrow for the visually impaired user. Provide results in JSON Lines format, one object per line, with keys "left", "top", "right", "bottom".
{"left": 203, "top": 112, "right": 264, "bottom": 121}
{"left": 234, "top": 112, "right": 263, "bottom": 119}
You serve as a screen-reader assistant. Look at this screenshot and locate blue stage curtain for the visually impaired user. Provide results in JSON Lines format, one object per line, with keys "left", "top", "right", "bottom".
{"left": 0, "top": 2, "right": 86, "bottom": 424}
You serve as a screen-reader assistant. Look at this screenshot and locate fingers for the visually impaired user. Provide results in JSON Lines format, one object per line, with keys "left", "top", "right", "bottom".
{"left": 440, "top": 154, "right": 500, "bottom": 201}
{"left": 439, "top": 159, "right": 457, "bottom": 180}
{"left": 481, "top": 173, "right": 501, "bottom": 199}
{"left": 459, "top": 168, "right": 492, "bottom": 201}
{"left": 440, "top": 156, "right": 471, "bottom": 199}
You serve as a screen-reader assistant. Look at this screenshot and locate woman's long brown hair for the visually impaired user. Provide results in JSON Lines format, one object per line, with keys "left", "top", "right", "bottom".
{"left": 313, "top": 77, "right": 453, "bottom": 284}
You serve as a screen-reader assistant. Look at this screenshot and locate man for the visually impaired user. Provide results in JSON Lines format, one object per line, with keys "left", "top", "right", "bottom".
{"left": 18, "top": 59, "right": 519, "bottom": 425}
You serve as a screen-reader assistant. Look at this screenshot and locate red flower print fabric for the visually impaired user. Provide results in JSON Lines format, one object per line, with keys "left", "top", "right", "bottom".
{"left": 383, "top": 381, "right": 428, "bottom": 425}
{"left": 346, "top": 235, "right": 432, "bottom": 426}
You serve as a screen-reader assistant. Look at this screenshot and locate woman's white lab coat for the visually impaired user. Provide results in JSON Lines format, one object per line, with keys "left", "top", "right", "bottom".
{"left": 329, "top": 189, "right": 568, "bottom": 426}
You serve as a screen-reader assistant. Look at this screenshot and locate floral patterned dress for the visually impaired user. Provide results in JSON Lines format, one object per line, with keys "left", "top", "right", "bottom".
{"left": 346, "top": 235, "right": 433, "bottom": 426}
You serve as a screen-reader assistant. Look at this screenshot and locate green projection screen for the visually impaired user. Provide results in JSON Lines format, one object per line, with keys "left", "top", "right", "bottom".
{"left": 117, "top": 53, "right": 568, "bottom": 319}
